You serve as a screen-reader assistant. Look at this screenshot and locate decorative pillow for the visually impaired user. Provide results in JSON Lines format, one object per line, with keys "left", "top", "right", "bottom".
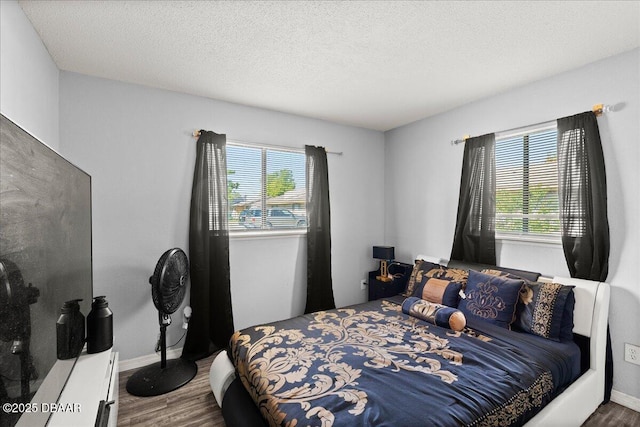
{"left": 412, "top": 277, "right": 463, "bottom": 308}
{"left": 482, "top": 268, "right": 534, "bottom": 314}
{"left": 448, "top": 261, "right": 541, "bottom": 282}
{"left": 401, "top": 297, "right": 466, "bottom": 331}
{"left": 403, "top": 259, "right": 440, "bottom": 296}
{"left": 559, "top": 290, "right": 576, "bottom": 341}
{"left": 458, "top": 270, "right": 524, "bottom": 329}
{"left": 425, "top": 266, "right": 469, "bottom": 286}
{"left": 513, "top": 281, "right": 575, "bottom": 341}
{"left": 481, "top": 269, "right": 576, "bottom": 341}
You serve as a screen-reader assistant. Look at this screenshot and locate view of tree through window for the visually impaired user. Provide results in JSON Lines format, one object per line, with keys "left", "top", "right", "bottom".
{"left": 226, "top": 144, "right": 306, "bottom": 231}
{"left": 495, "top": 127, "right": 560, "bottom": 238}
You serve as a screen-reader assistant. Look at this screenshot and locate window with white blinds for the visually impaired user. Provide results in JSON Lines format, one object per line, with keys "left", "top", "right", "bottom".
{"left": 495, "top": 124, "right": 560, "bottom": 240}
{"left": 226, "top": 142, "right": 306, "bottom": 232}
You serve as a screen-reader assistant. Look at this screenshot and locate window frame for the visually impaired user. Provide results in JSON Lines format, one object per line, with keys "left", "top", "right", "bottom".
{"left": 494, "top": 122, "right": 562, "bottom": 244}
{"left": 227, "top": 140, "right": 307, "bottom": 238}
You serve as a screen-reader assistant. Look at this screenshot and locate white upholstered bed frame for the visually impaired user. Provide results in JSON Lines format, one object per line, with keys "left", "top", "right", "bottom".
{"left": 209, "top": 255, "right": 611, "bottom": 426}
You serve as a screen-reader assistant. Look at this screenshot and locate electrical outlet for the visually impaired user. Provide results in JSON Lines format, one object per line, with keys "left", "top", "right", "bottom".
{"left": 624, "top": 343, "right": 640, "bottom": 366}
{"left": 360, "top": 279, "right": 367, "bottom": 290}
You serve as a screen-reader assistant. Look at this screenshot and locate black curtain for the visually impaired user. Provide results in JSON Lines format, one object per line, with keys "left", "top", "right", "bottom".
{"left": 182, "top": 130, "right": 234, "bottom": 361}
{"left": 450, "top": 133, "right": 497, "bottom": 265}
{"left": 557, "top": 112, "right": 610, "bottom": 281}
{"left": 304, "top": 145, "right": 336, "bottom": 314}
{"left": 557, "top": 111, "right": 612, "bottom": 401}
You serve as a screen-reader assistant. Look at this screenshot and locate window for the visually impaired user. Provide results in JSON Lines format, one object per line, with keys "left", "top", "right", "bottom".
{"left": 495, "top": 124, "right": 560, "bottom": 240}
{"left": 226, "top": 142, "right": 306, "bottom": 232}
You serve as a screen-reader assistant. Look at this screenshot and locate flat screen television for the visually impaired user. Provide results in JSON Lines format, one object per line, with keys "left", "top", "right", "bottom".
{"left": 0, "top": 114, "right": 92, "bottom": 427}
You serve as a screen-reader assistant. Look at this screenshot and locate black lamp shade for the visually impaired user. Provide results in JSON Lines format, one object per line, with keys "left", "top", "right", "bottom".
{"left": 373, "top": 246, "right": 394, "bottom": 260}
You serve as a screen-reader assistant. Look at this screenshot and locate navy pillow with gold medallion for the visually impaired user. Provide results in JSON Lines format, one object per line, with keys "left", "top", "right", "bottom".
{"left": 458, "top": 270, "right": 524, "bottom": 329}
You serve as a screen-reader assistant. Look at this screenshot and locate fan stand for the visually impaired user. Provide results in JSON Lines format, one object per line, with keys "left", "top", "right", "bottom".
{"left": 126, "top": 313, "right": 197, "bottom": 397}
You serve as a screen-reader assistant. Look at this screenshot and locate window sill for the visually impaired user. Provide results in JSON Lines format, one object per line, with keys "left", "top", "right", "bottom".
{"left": 496, "top": 233, "right": 562, "bottom": 247}
{"left": 230, "top": 229, "right": 307, "bottom": 240}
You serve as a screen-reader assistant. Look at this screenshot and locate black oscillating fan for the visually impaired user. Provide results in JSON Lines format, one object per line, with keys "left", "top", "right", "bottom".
{"left": 126, "top": 248, "right": 197, "bottom": 397}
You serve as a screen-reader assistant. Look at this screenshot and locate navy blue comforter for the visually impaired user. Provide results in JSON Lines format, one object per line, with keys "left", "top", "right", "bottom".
{"left": 229, "top": 297, "right": 580, "bottom": 427}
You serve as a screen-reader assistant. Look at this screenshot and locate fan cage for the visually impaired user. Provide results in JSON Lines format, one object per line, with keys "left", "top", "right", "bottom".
{"left": 150, "top": 248, "right": 189, "bottom": 315}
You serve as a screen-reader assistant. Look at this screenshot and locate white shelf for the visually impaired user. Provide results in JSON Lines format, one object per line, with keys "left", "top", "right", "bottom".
{"left": 48, "top": 348, "right": 118, "bottom": 426}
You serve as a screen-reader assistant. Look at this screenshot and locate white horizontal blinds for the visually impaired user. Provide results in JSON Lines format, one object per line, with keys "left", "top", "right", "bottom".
{"left": 266, "top": 149, "right": 306, "bottom": 227}
{"left": 495, "top": 126, "right": 560, "bottom": 237}
{"left": 227, "top": 145, "right": 262, "bottom": 230}
{"left": 226, "top": 142, "right": 306, "bottom": 231}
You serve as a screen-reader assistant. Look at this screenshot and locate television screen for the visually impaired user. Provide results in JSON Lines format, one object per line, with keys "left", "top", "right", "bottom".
{"left": 0, "top": 114, "right": 92, "bottom": 427}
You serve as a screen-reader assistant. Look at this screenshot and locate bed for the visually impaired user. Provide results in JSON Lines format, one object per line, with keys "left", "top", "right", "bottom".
{"left": 209, "top": 256, "right": 610, "bottom": 426}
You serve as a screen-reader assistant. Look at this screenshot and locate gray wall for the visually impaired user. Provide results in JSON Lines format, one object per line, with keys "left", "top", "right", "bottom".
{"left": 0, "top": 0, "right": 59, "bottom": 149}
{"left": 59, "top": 72, "right": 385, "bottom": 360}
{"left": 384, "top": 48, "right": 640, "bottom": 400}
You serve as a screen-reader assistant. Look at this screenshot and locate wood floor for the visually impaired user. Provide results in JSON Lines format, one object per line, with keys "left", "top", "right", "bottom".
{"left": 118, "top": 353, "right": 640, "bottom": 426}
{"left": 582, "top": 401, "right": 640, "bottom": 427}
{"left": 117, "top": 353, "right": 224, "bottom": 426}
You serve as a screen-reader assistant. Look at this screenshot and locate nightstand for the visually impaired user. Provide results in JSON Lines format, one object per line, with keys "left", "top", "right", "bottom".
{"left": 368, "top": 262, "right": 413, "bottom": 301}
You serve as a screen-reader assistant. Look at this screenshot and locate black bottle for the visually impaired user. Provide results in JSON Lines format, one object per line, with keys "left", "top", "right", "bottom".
{"left": 86, "top": 296, "right": 113, "bottom": 354}
{"left": 56, "top": 299, "right": 85, "bottom": 360}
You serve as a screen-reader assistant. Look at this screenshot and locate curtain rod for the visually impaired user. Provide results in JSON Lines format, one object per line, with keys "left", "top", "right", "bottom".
{"left": 450, "top": 103, "right": 613, "bottom": 145}
{"left": 192, "top": 130, "right": 343, "bottom": 155}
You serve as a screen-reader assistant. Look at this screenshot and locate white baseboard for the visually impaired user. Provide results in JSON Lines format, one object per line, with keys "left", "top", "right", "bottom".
{"left": 118, "top": 347, "right": 183, "bottom": 372}
{"left": 611, "top": 389, "right": 640, "bottom": 413}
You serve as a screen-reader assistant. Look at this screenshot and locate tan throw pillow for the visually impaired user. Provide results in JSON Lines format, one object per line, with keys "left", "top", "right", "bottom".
{"left": 421, "top": 278, "right": 450, "bottom": 305}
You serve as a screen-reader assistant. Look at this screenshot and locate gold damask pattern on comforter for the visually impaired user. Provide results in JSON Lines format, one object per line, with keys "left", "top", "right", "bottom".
{"left": 229, "top": 299, "right": 578, "bottom": 427}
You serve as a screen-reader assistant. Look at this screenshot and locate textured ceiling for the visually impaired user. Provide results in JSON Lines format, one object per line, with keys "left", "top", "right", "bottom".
{"left": 19, "top": 1, "right": 640, "bottom": 131}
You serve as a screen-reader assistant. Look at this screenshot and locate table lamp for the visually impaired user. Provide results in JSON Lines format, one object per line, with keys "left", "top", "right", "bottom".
{"left": 373, "top": 246, "right": 394, "bottom": 282}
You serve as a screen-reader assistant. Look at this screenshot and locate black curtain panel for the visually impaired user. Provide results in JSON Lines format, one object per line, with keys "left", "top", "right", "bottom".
{"left": 304, "top": 145, "right": 336, "bottom": 314}
{"left": 450, "top": 133, "right": 497, "bottom": 265}
{"left": 557, "top": 112, "right": 610, "bottom": 281}
{"left": 557, "top": 111, "right": 612, "bottom": 402}
{"left": 182, "top": 131, "right": 234, "bottom": 361}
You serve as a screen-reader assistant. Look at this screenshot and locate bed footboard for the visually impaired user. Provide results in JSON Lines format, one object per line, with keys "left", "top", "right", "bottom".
{"left": 209, "top": 350, "right": 235, "bottom": 408}
{"left": 210, "top": 350, "right": 266, "bottom": 427}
